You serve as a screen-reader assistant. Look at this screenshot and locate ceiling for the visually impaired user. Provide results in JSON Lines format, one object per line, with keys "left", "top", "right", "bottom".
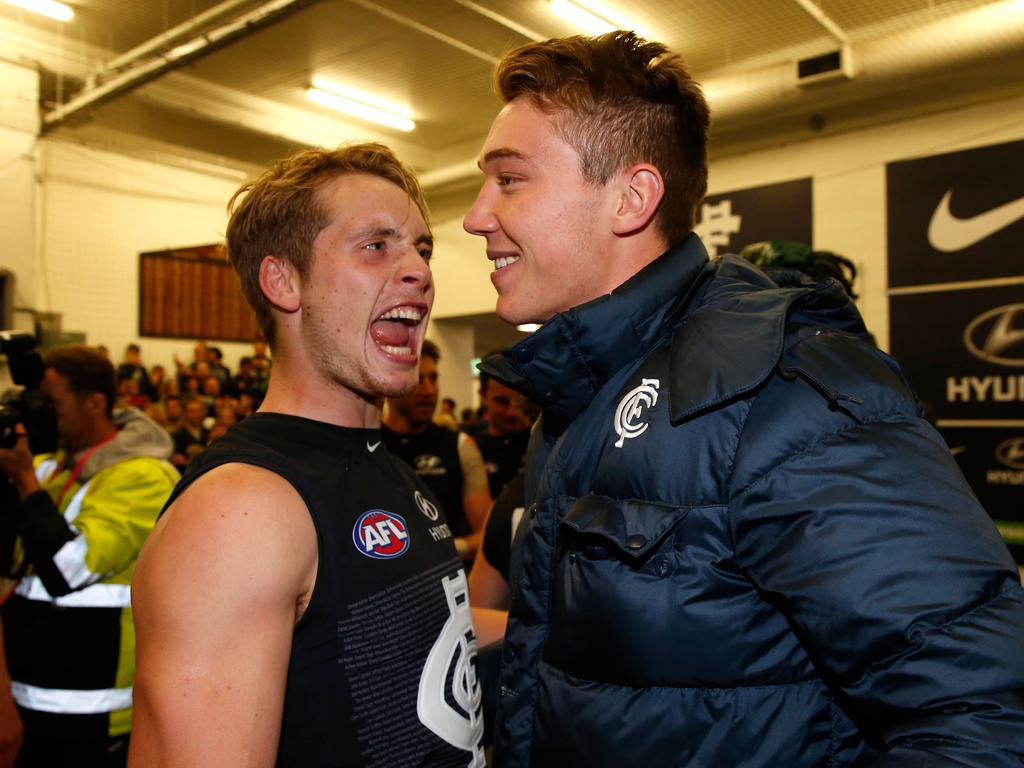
{"left": 3, "top": 0, "right": 1022, "bottom": 213}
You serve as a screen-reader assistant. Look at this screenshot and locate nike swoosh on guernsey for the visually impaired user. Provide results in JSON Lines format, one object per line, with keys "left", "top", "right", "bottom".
{"left": 928, "top": 190, "right": 1024, "bottom": 252}
{"left": 367, "top": 441, "right": 381, "bottom": 453}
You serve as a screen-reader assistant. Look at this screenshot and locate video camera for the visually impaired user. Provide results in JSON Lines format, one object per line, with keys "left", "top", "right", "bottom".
{"left": 0, "top": 331, "right": 57, "bottom": 454}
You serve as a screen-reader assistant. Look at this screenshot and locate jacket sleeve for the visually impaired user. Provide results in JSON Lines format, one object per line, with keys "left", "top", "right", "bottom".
{"left": 730, "top": 414, "right": 1024, "bottom": 766}
{"left": 18, "top": 459, "right": 177, "bottom": 596}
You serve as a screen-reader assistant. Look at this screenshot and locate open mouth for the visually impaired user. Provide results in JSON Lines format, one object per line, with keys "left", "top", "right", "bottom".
{"left": 493, "top": 255, "right": 520, "bottom": 270}
{"left": 371, "top": 305, "right": 425, "bottom": 358}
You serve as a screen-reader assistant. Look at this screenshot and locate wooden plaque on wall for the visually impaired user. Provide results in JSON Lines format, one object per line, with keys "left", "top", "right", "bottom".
{"left": 139, "top": 244, "right": 260, "bottom": 342}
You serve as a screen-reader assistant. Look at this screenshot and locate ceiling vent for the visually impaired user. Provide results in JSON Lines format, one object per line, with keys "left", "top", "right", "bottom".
{"left": 797, "top": 45, "right": 855, "bottom": 87}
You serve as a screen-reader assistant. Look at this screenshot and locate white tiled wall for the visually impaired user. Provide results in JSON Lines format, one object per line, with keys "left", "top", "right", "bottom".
{"left": 35, "top": 140, "right": 254, "bottom": 369}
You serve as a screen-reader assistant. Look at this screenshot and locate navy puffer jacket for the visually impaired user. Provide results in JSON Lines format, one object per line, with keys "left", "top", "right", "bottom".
{"left": 481, "top": 234, "right": 1024, "bottom": 767}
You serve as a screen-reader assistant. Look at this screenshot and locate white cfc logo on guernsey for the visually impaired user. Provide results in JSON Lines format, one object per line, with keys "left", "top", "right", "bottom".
{"left": 417, "top": 570, "right": 485, "bottom": 767}
{"left": 613, "top": 378, "right": 660, "bottom": 448}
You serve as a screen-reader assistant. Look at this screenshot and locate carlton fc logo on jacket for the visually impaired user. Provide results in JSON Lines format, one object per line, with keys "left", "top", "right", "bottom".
{"left": 613, "top": 378, "right": 660, "bottom": 448}
{"left": 352, "top": 510, "right": 410, "bottom": 559}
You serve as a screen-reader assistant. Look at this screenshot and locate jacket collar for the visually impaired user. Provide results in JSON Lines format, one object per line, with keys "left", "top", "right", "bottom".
{"left": 481, "top": 236, "right": 863, "bottom": 427}
{"left": 480, "top": 234, "right": 711, "bottom": 425}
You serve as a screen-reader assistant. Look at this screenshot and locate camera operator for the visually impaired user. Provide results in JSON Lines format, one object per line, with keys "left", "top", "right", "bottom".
{"left": 0, "top": 345, "right": 178, "bottom": 768}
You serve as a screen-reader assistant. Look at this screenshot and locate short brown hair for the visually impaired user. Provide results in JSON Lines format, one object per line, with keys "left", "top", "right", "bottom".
{"left": 226, "top": 142, "right": 429, "bottom": 344}
{"left": 44, "top": 345, "right": 117, "bottom": 418}
{"left": 496, "top": 31, "right": 709, "bottom": 244}
{"left": 421, "top": 339, "right": 440, "bottom": 363}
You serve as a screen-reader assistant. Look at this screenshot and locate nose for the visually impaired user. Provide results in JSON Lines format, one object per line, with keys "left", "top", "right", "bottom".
{"left": 399, "top": 245, "right": 432, "bottom": 292}
{"left": 463, "top": 184, "right": 498, "bottom": 236}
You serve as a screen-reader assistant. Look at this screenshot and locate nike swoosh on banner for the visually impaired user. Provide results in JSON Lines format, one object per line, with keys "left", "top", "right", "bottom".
{"left": 928, "top": 190, "right": 1024, "bottom": 252}
{"left": 367, "top": 441, "right": 381, "bottom": 453}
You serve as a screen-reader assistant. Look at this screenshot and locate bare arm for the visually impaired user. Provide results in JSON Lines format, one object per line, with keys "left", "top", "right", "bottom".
{"left": 468, "top": 510, "right": 511, "bottom": 645}
{"left": 128, "top": 464, "right": 317, "bottom": 768}
{"left": 456, "top": 433, "right": 492, "bottom": 560}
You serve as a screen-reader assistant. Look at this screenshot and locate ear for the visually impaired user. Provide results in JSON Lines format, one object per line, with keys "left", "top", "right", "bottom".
{"left": 86, "top": 392, "right": 108, "bottom": 418}
{"left": 258, "top": 255, "right": 302, "bottom": 314}
{"left": 611, "top": 164, "right": 664, "bottom": 237}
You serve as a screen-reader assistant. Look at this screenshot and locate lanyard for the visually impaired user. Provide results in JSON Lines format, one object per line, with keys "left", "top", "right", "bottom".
{"left": 49, "top": 431, "right": 119, "bottom": 508}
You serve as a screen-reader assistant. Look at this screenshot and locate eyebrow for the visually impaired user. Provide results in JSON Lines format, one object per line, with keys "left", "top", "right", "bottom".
{"left": 479, "top": 148, "right": 532, "bottom": 168}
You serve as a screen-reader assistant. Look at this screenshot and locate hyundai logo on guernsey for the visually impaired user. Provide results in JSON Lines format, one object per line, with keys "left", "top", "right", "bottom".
{"left": 613, "top": 378, "right": 660, "bottom": 448}
{"left": 352, "top": 510, "right": 410, "bottom": 559}
{"left": 414, "top": 490, "right": 440, "bottom": 521}
{"left": 414, "top": 454, "right": 446, "bottom": 476}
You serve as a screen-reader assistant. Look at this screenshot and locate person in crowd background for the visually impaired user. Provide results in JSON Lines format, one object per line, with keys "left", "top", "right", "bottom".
{"left": 463, "top": 30, "right": 1024, "bottom": 767}
{"left": 169, "top": 398, "right": 208, "bottom": 470}
{"left": 0, "top": 345, "right": 177, "bottom": 767}
{"left": 383, "top": 340, "right": 492, "bottom": 563}
{"left": 468, "top": 363, "right": 534, "bottom": 500}
{"left": 435, "top": 396, "right": 459, "bottom": 431}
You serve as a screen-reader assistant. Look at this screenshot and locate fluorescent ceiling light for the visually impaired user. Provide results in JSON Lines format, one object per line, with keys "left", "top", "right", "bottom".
{"left": 549, "top": 0, "right": 615, "bottom": 34}
{"left": 2, "top": 0, "right": 74, "bottom": 22}
{"left": 307, "top": 76, "right": 415, "bottom": 132}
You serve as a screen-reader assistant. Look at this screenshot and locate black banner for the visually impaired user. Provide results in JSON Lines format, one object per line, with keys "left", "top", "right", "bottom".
{"left": 889, "top": 285, "right": 1024, "bottom": 421}
{"left": 941, "top": 426, "right": 1024, "bottom": 563}
{"left": 695, "top": 177, "right": 812, "bottom": 257}
{"left": 887, "top": 139, "right": 1024, "bottom": 287}
{"left": 887, "top": 139, "right": 1024, "bottom": 561}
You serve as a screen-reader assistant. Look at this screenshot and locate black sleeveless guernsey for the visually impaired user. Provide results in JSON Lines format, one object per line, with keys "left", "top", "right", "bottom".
{"left": 167, "top": 413, "right": 485, "bottom": 767}
{"left": 381, "top": 424, "right": 470, "bottom": 537}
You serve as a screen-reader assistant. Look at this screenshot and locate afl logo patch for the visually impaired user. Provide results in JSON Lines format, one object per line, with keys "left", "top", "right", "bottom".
{"left": 353, "top": 510, "right": 410, "bottom": 559}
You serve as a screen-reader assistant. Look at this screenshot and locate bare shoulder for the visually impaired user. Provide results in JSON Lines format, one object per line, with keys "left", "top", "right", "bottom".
{"left": 135, "top": 463, "right": 317, "bottom": 618}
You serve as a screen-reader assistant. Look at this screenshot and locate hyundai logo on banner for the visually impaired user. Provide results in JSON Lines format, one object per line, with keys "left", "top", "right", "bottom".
{"left": 964, "top": 304, "right": 1024, "bottom": 367}
{"left": 995, "top": 438, "right": 1024, "bottom": 472}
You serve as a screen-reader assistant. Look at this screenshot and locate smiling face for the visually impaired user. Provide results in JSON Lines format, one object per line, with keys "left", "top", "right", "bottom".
{"left": 463, "top": 97, "right": 625, "bottom": 325}
{"left": 297, "top": 172, "right": 434, "bottom": 402}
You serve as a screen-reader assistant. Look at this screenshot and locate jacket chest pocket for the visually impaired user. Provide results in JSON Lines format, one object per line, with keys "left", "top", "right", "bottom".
{"left": 559, "top": 494, "right": 691, "bottom": 565}
{"left": 545, "top": 495, "right": 694, "bottom": 681}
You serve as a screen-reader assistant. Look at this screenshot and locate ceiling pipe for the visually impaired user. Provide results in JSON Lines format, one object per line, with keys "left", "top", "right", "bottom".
{"left": 90, "top": 0, "right": 256, "bottom": 82}
{"left": 345, "top": 0, "right": 499, "bottom": 64}
{"left": 791, "top": 0, "right": 851, "bottom": 45}
{"left": 450, "top": 0, "right": 545, "bottom": 42}
{"left": 43, "top": 0, "right": 325, "bottom": 131}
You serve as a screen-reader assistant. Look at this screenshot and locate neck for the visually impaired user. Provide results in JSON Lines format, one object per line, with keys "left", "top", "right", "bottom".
{"left": 72, "top": 422, "right": 118, "bottom": 455}
{"left": 384, "top": 411, "right": 427, "bottom": 435}
{"left": 257, "top": 352, "right": 383, "bottom": 429}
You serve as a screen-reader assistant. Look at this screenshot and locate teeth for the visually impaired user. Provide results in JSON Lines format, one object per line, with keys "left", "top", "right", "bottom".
{"left": 380, "top": 344, "right": 413, "bottom": 356}
{"left": 378, "top": 306, "right": 423, "bottom": 322}
{"left": 494, "top": 255, "right": 520, "bottom": 270}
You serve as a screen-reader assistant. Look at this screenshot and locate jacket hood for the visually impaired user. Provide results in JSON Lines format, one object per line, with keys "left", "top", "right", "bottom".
{"left": 481, "top": 234, "right": 868, "bottom": 427}
{"left": 81, "top": 406, "right": 174, "bottom": 479}
{"left": 667, "top": 258, "right": 867, "bottom": 423}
